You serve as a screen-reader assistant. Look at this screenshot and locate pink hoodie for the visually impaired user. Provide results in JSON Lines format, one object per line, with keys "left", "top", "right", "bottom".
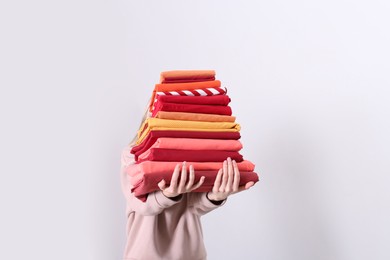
{"left": 120, "top": 146, "right": 226, "bottom": 260}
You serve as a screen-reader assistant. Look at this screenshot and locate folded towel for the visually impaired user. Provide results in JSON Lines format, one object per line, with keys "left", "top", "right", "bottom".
{"left": 154, "top": 111, "right": 236, "bottom": 122}
{"left": 136, "top": 148, "right": 243, "bottom": 163}
{"left": 131, "top": 170, "right": 259, "bottom": 202}
{"left": 131, "top": 130, "right": 241, "bottom": 157}
{"left": 160, "top": 70, "right": 215, "bottom": 84}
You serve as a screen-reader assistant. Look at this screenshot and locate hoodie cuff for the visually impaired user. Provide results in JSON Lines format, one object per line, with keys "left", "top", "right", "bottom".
{"left": 154, "top": 191, "right": 183, "bottom": 208}
{"left": 203, "top": 192, "right": 227, "bottom": 208}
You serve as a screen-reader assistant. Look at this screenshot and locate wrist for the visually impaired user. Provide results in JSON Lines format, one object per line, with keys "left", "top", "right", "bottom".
{"left": 206, "top": 192, "right": 225, "bottom": 204}
{"left": 163, "top": 191, "right": 183, "bottom": 201}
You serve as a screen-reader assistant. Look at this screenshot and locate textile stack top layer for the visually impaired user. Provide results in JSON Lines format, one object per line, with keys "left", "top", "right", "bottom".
{"left": 127, "top": 70, "right": 259, "bottom": 201}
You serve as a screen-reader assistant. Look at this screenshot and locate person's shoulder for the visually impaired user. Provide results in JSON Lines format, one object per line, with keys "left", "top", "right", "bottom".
{"left": 121, "top": 144, "right": 135, "bottom": 167}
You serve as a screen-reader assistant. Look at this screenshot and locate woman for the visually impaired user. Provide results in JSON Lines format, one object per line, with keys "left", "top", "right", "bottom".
{"left": 120, "top": 106, "right": 254, "bottom": 260}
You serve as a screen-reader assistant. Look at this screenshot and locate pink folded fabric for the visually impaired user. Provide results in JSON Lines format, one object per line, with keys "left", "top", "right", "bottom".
{"left": 137, "top": 138, "right": 243, "bottom": 161}
{"left": 126, "top": 160, "right": 256, "bottom": 186}
{"left": 130, "top": 170, "right": 260, "bottom": 202}
{"left": 136, "top": 148, "right": 243, "bottom": 163}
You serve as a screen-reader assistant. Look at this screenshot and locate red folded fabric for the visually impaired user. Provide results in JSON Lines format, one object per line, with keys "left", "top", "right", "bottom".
{"left": 151, "top": 102, "right": 232, "bottom": 117}
{"left": 131, "top": 130, "right": 241, "bottom": 156}
{"left": 156, "top": 95, "right": 231, "bottom": 106}
{"left": 136, "top": 148, "right": 243, "bottom": 163}
{"left": 131, "top": 170, "right": 259, "bottom": 202}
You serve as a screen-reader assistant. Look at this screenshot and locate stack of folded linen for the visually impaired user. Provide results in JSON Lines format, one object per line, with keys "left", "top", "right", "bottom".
{"left": 127, "top": 70, "right": 259, "bottom": 201}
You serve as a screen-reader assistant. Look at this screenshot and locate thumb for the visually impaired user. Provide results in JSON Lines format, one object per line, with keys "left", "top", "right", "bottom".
{"left": 158, "top": 179, "right": 167, "bottom": 190}
{"left": 245, "top": 181, "right": 255, "bottom": 189}
{"left": 236, "top": 181, "right": 255, "bottom": 193}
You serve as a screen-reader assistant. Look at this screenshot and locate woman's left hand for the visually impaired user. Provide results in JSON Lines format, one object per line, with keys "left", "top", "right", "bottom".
{"left": 207, "top": 157, "right": 254, "bottom": 202}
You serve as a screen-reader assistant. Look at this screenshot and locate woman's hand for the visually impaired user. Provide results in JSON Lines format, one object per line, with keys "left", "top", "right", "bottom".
{"left": 158, "top": 162, "right": 205, "bottom": 198}
{"left": 207, "top": 157, "right": 254, "bottom": 202}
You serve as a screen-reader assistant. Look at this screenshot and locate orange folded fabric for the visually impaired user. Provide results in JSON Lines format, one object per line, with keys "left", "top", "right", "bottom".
{"left": 149, "top": 80, "right": 221, "bottom": 111}
{"left": 154, "top": 111, "right": 236, "bottom": 122}
{"left": 137, "top": 138, "right": 243, "bottom": 161}
{"left": 136, "top": 118, "right": 241, "bottom": 144}
{"left": 160, "top": 70, "right": 215, "bottom": 84}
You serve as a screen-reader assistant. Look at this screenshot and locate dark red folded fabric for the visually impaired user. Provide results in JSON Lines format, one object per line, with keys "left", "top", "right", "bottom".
{"left": 156, "top": 95, "right": 231, "bottom": 106}
{"left": 131, "top": 170, "right": 259, "bottom": 202}
{"left": 152, "top": 102, "right": 232, "bottom": 117}
{"left": 131, "top": 130, "right": 241, "bottom": 155}
{"left": 136, "top": 148, "right": 243, "bottom": 163}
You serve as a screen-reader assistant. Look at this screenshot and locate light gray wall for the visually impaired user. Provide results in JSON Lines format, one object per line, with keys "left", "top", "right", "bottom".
{"left": 1, "top": 0, "right": 389, "bottom": 259}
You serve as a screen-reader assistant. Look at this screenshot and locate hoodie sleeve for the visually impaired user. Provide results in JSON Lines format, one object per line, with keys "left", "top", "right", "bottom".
{"left": 188, "top": 192, "right": 227, "bottom": 216}
{"left": 120, "top": 146, "right": 183, "bottom": 216}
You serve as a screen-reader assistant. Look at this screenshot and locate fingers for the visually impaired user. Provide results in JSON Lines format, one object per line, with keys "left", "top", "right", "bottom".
{"left": 191, "top": 176, "right": 205, "bottom": 191}
{"left": 186, "top": 164, "right": 195, "bottom": 190}
{"left": 232, "top": 160, "right": 240, "bottom": 192}
{"left": 245, "top": 181, "right": 255, "bottom": 189}
{"left": 219, "top": 159, "right": 228, "bottom": 192}
{"left": 158, "top": 179, "right": 167, "bottom": 190}
{"left": 178, "top": 162, "right": 187, "bottom": 193}
{"left": 237, "top": 181, "right": 255, "bottom": 193}
{"left": 213, "top": 169, "right": 223, "bottom": 193}
{"left": 226, "top": 157, "right": 234, "bottom": 193}
{"left": 170, "top": 163, "right": 181, "bottom": 190}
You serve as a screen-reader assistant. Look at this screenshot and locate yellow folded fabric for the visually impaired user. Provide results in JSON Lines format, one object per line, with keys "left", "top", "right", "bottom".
{"left": 136, "top": 118, "right": 241, "bottom": 144}
{"left": 154, "top": 111, "right": 236, "bottom": 122}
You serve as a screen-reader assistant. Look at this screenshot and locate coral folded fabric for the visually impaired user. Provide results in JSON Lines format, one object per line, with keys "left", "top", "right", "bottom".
{"left": 136, "top": 148, "right": 243, "bottom": 163}
{"left": 126, "top": 70, "right": 260, "bottom": 202}
{"left": 137, "top": 138, "right": 242, "bottom": 160}
{"left": 131, "top": 170, "right": 259, "bottom": 202}
{"left": 160, "top": 70, "right": 216, "bottom": 84}
{"left": 141, "top": 137, "right": 242, "bottom": 151}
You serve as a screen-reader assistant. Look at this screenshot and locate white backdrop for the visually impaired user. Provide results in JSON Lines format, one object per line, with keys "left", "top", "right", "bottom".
{"left": 1, "top": 0, "right": 390, "bottom": 259}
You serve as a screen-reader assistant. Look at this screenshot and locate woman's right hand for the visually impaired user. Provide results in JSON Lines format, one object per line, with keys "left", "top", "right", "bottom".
{"left": 158, "top": 162, "right": 205, "bottom": 198}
